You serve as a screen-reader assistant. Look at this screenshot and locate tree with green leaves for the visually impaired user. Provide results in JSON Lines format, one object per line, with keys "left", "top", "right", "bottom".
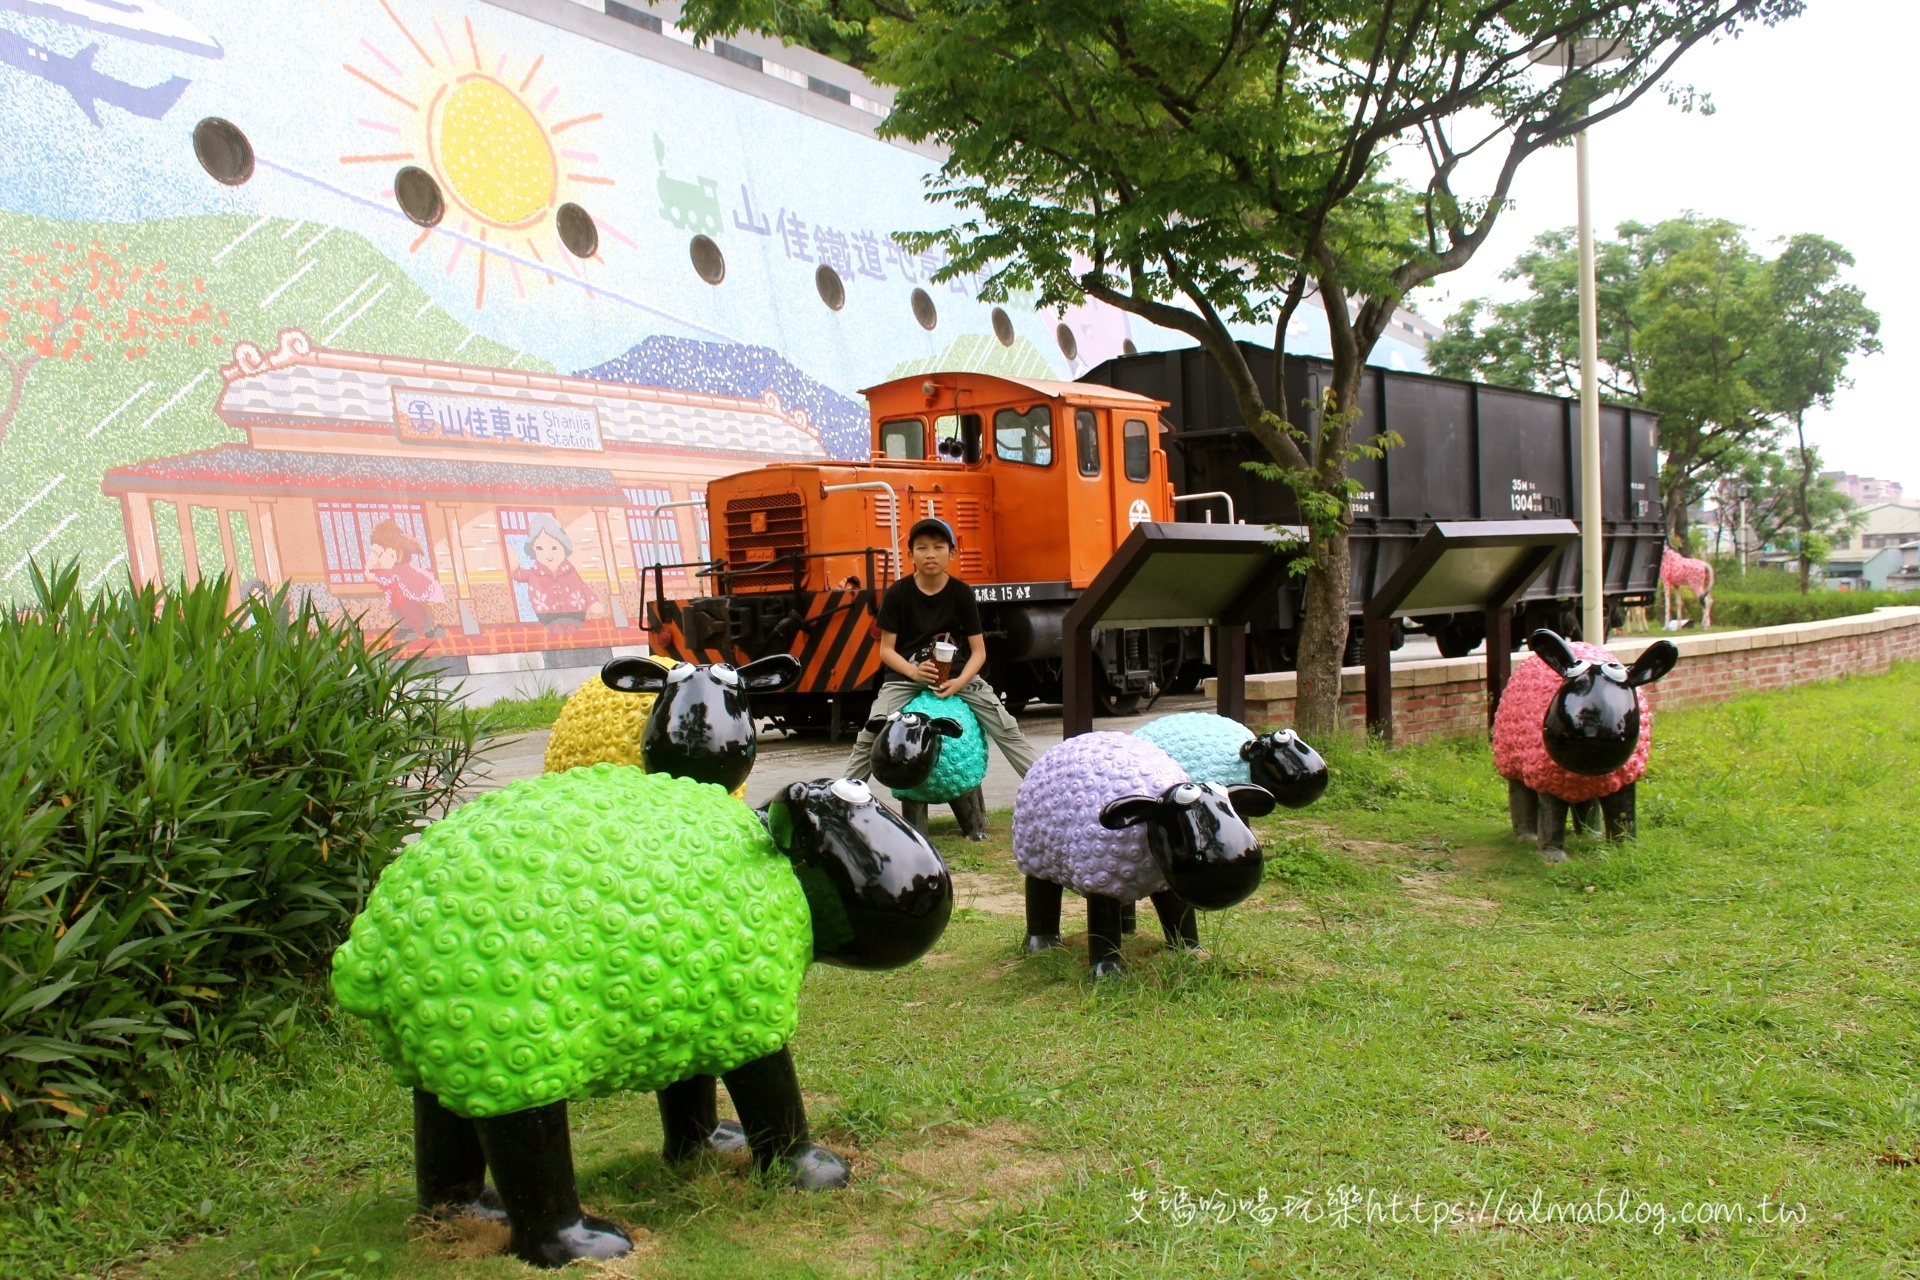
{"left": 1709, "top": 449, "right": 1861, "bottom": 571}
{"left": 1431, "top": 218, "right": 1878, "bottom": 570}
{"left": 1760, "top": 235, "right": 1881, "bottom": 591}
{"left": 1431, "top": 216, "right": 1777, "bottom": 542}
{"left": 683, "top": 0, "right": 1799, "bottom": 731}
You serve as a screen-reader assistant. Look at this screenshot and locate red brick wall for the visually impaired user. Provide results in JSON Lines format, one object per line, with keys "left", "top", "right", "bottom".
{"left": 1231, "top": 608, "right": 1920, "bottom": 744}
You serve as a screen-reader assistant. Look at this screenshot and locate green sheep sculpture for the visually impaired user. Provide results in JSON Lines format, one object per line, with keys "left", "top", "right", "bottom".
{"left": 332, "top": 656, "right": 954, "bottom": 1268}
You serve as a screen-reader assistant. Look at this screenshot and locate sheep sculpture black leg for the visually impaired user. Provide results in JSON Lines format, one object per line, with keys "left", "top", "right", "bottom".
{"left": 412, "top": 1089, "right": 505, "bottom": 1222}
{"left": 1024, "top": 876, "right": 1065, "bottom": 951}
{"left": 1507, "top": 780, "right": 1539, "bottom": 842}
{"left": 949, "top": 785, "right": 989, "bottom": 841}
{"left": 1535, "top": 794, "right": 1571, "bottom": 862}
{"left": 1086, "top": 894, "right": 1126, "bottom": 978}
{"left": 1599, "top": 783, "right": 1637, "bottom": 839}
{"left": 656, "top": 1051, "right": 846, "bottom": 1190}
{"left": 472, "top": 1102, "right": 632, "bottom": 1268}
{"left": 1150, "top": 891, "right": 1201, "bottom": 951}
{"left": 720, "top": 1047, "right": 849, "bottom": 1189}
{"left": 902, "top": 786, "right": 990, "bottom": 843}
{"left": 655, "top": 1076, "right": 746, "bottom": 1163}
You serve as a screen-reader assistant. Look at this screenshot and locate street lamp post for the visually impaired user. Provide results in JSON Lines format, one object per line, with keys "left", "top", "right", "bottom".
{"left": 1533, "top": 38, "right": 1626, "bottom": 643}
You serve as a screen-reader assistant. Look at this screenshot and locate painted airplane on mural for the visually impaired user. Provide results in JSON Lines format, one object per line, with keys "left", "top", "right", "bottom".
{"left": 0, "top": 0, "right": 216, "bottom": 124}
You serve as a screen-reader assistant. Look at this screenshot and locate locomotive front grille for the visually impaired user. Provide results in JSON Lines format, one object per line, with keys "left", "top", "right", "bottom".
{"left": 725, "top": 492, "right": 807, "bottom": 586}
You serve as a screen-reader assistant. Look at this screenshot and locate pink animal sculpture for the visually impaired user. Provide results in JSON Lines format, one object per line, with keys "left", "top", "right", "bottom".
{"left": 1661, "top": 546, "right": 1714, "bottom": 629}
{"left": 1493, "top": 630, "right": 1679, "bottom": 861}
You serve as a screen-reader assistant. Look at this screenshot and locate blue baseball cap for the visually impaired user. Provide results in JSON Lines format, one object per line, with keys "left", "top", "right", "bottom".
{"left": 907, "top": 517, "right": 957, "bottom": 547}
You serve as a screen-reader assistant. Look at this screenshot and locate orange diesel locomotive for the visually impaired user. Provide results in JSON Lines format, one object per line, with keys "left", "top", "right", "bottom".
{"left": 643, "top": 372, "right": 1211, "bottom": 731}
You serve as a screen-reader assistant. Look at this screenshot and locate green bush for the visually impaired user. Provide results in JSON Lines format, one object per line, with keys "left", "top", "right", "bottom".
{"left": 1679, "top": 588, "right": 1915, "bottom": 629}
{"left": 1703, "top": 559, "right": 1805, "bottom": 594}
{"left": 0, "top": 564, "right": 480, "bottom": 1136}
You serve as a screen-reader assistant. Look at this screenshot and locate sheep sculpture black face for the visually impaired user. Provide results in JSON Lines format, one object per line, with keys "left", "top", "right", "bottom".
{"left": 335, "top": 653, "right": 954, "bottom": 1269}
{"left": 765, "top": 777, "right": 955, "bottom": 970}
{"left": 601, "top": 654, "right": 803, "bottom": 792}
{"left": 1531, "top": 630, "right": 1678, "bottom": 776}
{"left": 1239, "top": 729, "right": 1330, "bottom": 809}
{"left": 862, "top": 709, "right": 964, "bottom": 793}
{"left": 1100, "top": 782, "right": 1276, "bottom": 911}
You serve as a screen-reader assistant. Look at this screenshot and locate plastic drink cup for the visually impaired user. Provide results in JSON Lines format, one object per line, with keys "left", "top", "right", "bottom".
{"left": 932, "top": 640, "right": 957, "bottom": 682}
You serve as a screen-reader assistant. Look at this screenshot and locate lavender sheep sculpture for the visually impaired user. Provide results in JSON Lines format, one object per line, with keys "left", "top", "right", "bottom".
{"left": 1493, "top": 630, "right": 1679, "bottom": 861}
{"left": 1134, "top": 712, "right": 1330, "bottom": 809}
{"left": 1013, "top": 732, "right": 1273, "bottom": 977}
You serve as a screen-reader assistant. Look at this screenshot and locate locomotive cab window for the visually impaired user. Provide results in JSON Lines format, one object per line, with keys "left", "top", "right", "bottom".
{"left": 934, "top": 413, "right": 982, "bottom": 463}
{"left": 994, "top": 405, "right": 1053, "bottom": 467}
{"left": 1122, "top": 418, "right": 1152, "bottom": 481}
{"left": 1074, "top": 409, "right": 1101, "bottom": 476}
{"left": 879, "top": 418, "right": 926, "bottom": 460}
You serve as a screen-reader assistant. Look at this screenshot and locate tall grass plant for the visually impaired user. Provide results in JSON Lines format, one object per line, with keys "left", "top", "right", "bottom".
{"left": 0, "top": 564, "right": 480, "bottom": 1136}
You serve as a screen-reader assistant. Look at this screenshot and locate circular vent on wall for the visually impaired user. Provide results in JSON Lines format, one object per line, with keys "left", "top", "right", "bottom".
{"left": 991, "top": 306, "right": 1015, "bottom": 346}
{"left": 690, "top": 234, "right": 726, "bottom": 284}
{"left": 393, "top": 166, "right": 445, "bottom": 227}
{"left": 193, "top": 118, "right": 254, "bottom": 186}
{"left": 556, "top": 203, "right": 598, "bottom": 258}
{"left": 816, "top": 264, "right": 846, "bottom": 310}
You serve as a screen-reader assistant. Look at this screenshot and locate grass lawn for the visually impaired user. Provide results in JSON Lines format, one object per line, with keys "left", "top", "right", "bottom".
{"left": 9, "top": 665, "right": 1920, "bottom": 1277}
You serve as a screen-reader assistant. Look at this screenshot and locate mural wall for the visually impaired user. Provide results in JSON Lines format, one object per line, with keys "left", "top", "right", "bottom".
{"left": 0, "top": 0, "right": 1428, "bottom": 667}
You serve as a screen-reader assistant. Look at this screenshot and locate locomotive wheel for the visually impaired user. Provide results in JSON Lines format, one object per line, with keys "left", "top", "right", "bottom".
{"left": 1095, "top": 670, "right": 1142, "bottom": 717}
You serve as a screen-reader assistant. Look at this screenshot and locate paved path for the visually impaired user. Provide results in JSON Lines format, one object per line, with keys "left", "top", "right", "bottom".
{"left": 473, "top": 691, "right": 1222, "bottom": 811}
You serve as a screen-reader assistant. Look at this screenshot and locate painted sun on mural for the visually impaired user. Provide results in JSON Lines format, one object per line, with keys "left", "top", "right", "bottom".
{"left": 344, "top": 1, "right": 625, "bottom": 308}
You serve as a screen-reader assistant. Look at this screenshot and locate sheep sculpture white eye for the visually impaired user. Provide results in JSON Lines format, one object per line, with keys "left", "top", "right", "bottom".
{"left": 712, "top": 665, "right": 740, "bottom": 687}
{"left": 831, "top": 778, "right": 874, "bottom": 805}
{"left": 1600, "top": 662, "right": 1628, "bottom": 682}
{"left": 668, "top": 664, "right": 697, "bottom": 683}
{"left": 1170, "top": 783, "right": 1202, "bottom": 807}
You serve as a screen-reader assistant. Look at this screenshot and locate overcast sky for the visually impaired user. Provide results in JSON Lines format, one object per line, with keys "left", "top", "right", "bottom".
{"left": 1419, "top": 0, "right": 1912, "bottom": 494}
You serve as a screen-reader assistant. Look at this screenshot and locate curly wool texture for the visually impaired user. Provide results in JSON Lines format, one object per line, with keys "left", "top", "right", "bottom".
{"left": 1013, "top": 732, "right": 1188, "bottom": 900}
{"left": 331, "top": 765, "right": 811, "bottom": 1118}
{"left": 891, "top": 690, "right": 987, "bottom": 804}
{"left": 1133, "top": 712, "right": 1253, "bottom": 787}
{"left": 542, "top": 661, "right": 745, "bottom": 799}
{"left": 542, "top": 673, "right": 665, "bottom": 773}
{"left": 1492, "top": 641, "right": 1653, "bottom": 803}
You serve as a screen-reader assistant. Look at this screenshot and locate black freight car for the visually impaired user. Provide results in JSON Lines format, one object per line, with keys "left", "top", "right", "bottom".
{"left": 1080, "top": 343, "right": 1665, "bottom": 669}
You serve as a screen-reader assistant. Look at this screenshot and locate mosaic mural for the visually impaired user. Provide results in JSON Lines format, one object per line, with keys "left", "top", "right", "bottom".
{"left": 0, "top": 0, "right": 1428, "bottom": 666}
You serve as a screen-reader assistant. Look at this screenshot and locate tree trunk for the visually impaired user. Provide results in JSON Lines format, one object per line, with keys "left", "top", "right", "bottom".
{"left": 0, "top": 352, "right": 33, "bottom": 443}
{"left": 1291, "top": 320, "right": 1364, "bottom": 737}
{"left": 1794, "top": 412, "right": 1813, "bottom": 595}
{"left": 1293, "top": 528, "right": 1350, "bottom": 734}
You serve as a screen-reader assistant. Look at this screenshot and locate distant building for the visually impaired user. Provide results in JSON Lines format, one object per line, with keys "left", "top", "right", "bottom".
{"left": 1888, "top": 542, "right": 1920, "bottom": 592}
{"left": 1821, "top": 471, "right": 1905, "bottom": 506}
{"left": 1820, "top": 546, "right": 1903, "bottom": 591}
{"left": 1833, "top": 503, "right": 1920, "bottom": 551}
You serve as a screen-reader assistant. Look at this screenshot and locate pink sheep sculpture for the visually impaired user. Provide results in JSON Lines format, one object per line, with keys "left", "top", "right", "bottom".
{"left": 1493, "top": 630, "right": 1679, "bottom": 861}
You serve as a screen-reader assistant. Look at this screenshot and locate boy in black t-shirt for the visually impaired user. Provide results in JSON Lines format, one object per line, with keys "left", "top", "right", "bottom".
{"left": 843, "top": 517, "right": 1038, "bottom": 788}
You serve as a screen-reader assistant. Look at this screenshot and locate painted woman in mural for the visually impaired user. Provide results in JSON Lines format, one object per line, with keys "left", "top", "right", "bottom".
{"left": 510, "top": 513, "right": 601, "bottom": 633}
{"left": 365, "top": 520, "right": 447, "bottom": 640}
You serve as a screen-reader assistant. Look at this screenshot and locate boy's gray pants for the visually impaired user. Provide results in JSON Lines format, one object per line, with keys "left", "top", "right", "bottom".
{"left": 843, "top": 677, "right": 1039, "bottom": 780}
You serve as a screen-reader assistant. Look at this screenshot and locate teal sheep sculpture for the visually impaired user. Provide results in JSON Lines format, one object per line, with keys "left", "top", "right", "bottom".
{"left": 1134, "top": 712, "right": 1330, "bottom": 809}
{"left": 889, "top": 691, "right": 989, "bottom": 841}
{"left": 891, "top": 690, "right": 986, "bottom": 803}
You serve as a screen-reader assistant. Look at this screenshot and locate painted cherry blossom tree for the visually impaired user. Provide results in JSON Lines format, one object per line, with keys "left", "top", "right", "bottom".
{"left": 0, "top": 239, "right": 226, "bottom": 443}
